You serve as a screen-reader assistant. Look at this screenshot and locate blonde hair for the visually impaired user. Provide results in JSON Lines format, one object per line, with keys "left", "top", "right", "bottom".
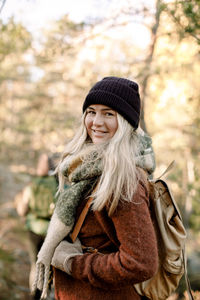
{"left": 57, "top": 112, "right": 140, "bottom": 216}
{"left": 56, "top": 113, "right": 87, "bottom": 191}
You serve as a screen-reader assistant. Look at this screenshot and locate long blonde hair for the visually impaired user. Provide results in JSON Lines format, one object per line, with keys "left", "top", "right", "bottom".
{"left": 57, "top": 112, "right": 140, "bottom": 216}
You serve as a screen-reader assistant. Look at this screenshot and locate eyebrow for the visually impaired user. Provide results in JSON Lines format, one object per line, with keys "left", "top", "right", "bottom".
{"left": 87, "top": 106, "right": 115, "bottom": 111}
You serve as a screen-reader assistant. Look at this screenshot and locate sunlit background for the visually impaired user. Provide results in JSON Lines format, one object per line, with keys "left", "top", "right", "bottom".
{"left": 0, "top": 0, "right": 200, "bottom": 299}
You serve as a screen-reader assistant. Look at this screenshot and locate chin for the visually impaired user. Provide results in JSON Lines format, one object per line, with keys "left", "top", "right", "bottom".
{"left": 92, "top": 138, "right": 106, "bottom": 145}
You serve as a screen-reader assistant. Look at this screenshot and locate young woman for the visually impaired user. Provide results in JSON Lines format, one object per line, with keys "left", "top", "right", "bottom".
{"left": 33, "top": 76, "right": 158, "bottom": 300}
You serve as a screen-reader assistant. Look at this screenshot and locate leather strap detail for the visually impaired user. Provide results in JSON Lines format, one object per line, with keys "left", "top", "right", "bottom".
{"left": 70, "top": 184, "right": 98, "bottom": 243}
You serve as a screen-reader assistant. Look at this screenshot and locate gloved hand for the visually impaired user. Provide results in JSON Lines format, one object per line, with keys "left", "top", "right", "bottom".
{"left": 51, "top": 238, "right": 83, "bottom": 275}
{"left": 32, "top": 212, "right": 73, "bottom": 299}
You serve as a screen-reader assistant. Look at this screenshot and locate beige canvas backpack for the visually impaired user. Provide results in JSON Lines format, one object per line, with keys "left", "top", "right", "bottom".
{"left": 134, "top": 162, "right": 193, "bottom": 300}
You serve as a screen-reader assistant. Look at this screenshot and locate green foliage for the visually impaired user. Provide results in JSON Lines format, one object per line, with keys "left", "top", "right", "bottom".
{"left": 0, "top": 18, "right": 32, "bottom": 62}
{"left": 0, "top": 248, "right": 15, "bottom": 263}
{"left": 36, "top": 14, "right": 85, "bottom": 66}
{"left": 0, "top": 18, "right": 32, "bottom": 86}
{"left": 165, "top": 0, "right": 200, "bottom": 43}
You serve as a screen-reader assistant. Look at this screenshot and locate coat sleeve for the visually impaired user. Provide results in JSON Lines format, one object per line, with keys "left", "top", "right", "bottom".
{"left": 71, "top": 180, "right": 158, "bottom": 289}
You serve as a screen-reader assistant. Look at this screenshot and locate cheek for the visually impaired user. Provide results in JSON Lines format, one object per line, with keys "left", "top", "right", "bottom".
{"left": 84, "top": 116, "right": 92, "bottom": 132}
{"left": 110, "top": 119, "right": 118, "bottom": 135}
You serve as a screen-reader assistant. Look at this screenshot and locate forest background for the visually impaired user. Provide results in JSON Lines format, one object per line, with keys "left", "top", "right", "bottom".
{"left": 0, "top": 0, "right": 200, "bottom": 299}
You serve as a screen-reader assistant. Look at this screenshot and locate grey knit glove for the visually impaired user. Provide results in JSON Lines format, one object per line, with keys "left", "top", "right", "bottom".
{"left": 32, "top": 212, "right": 73, "bottom": 299}
{"left": 51, "top": 238, "right": 83, "bottom": 275}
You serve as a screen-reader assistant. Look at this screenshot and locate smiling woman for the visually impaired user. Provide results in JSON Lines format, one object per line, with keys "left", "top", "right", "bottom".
{"left": 85, "top": 104, "right": 118, "bottom": 144}
{"left": 33, "top": 76, "right": 158, "bottom": 300}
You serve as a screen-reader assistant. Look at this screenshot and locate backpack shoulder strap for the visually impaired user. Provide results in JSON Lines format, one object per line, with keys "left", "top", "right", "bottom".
{"left": 154, "top": 160, "right": 175, "bottom": 181}
{"left": 70, "top": 183, "right": 99, "bottom": 243}
{"left": 154, "top": 179, "right": 183, "bottom": 220}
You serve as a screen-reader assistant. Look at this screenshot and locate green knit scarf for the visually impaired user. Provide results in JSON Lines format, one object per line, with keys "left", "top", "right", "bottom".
{"left": 55, "top": 153, "right": 102, "bottom": 226}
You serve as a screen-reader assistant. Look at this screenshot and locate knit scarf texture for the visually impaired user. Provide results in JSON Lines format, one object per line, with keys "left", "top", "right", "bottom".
{"left": 55, "top": 152, "right": 102, "bottom": 226}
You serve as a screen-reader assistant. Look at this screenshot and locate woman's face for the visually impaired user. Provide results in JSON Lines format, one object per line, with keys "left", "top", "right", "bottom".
{"left": 85, "top": 104, "right": 118, "bottom": 144}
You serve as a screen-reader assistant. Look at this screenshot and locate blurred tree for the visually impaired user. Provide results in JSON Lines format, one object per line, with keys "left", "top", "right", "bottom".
{"left": 0, "top": 18, "right": 31, "bottom": 65}
{"left": 137, "top": 0, "right": 163, "bottom": 132}
{"left": 29, "top": 16, "right": 87, "bottom": 153}
{"left": 0, "top": 0, "right": 7, "bottom": 15}
{"left": 0, "top": 18, "right": 33, "bottom": 163}
{"left": 164, "top": 0, "right": 200, "bottom": 44}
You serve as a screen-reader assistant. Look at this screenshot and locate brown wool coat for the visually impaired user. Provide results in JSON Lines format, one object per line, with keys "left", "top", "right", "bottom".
{"left": 54, "top": 174, "right": 158, "bottom": 300}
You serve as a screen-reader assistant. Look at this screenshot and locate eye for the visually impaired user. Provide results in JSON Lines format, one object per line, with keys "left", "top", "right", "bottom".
{"left": 105, "top": 111, "right": 115, "bottom": 116}
{"left": 86, "top": 109, "right": 96, "bottom": 115}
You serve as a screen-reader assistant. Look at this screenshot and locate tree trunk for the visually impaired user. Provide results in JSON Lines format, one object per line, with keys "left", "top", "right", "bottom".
{"left": 140, "top": 0, "right": 162, "bottom": 133}
{"left": 182, "top": 148, "right": 194, "bottom": 228}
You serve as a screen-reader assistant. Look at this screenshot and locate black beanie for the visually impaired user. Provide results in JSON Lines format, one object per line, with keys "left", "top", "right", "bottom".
{"left": 82, "top": 76, "right": 140, "bottom": 129}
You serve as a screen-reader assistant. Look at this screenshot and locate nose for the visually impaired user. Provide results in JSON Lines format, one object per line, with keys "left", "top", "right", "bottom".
{"left": 93, "top": 113, "right": 104, "bottom": 126}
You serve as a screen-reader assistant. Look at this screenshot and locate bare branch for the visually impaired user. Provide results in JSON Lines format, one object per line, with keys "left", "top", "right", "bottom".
{"left": 0, "top": 0, "right": 7, "bottom": 15}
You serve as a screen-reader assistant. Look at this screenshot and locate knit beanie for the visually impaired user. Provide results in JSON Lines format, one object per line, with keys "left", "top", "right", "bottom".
{"left": 82, "top": 76, "right": 141, "bottom": 129}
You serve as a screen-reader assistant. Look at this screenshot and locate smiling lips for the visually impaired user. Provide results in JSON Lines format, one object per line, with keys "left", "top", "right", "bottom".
{"left": 92, "top": 129, "right": 107, "bottom": 136}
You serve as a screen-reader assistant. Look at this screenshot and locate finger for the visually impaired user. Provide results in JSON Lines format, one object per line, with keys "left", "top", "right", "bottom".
{"left": 31, "top": 262, "right": 40, "bottom": 294}
{"left": 37, "top": 263, "right": 44, "bottom": 291}
{"left": 41, "top": 265, "right": 50, "bottom": 299}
